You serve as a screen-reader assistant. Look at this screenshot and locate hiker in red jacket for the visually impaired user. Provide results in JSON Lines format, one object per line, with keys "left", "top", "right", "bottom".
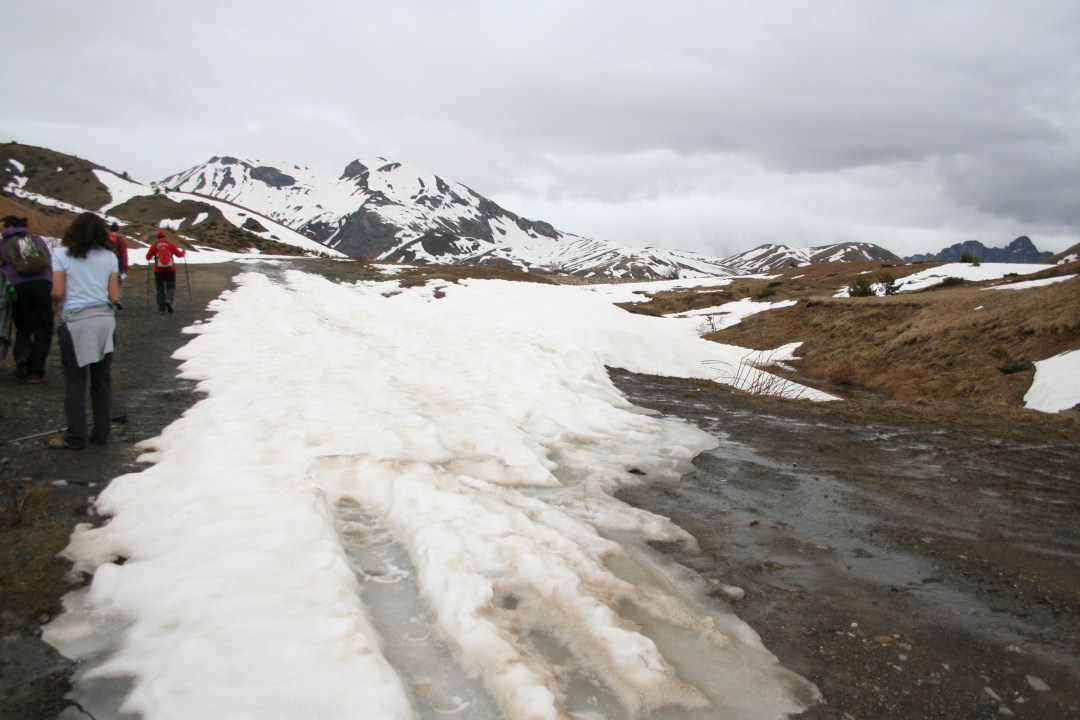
{"left": 146, "top": 230, "right": 185, "bottom": 314}
{"left": 108, "top": 223, "right": 129, "bottom": 309}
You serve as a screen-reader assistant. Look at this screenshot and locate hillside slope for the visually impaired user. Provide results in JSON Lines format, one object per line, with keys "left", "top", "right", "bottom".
{"left": 621, "top": 259, "right": 1080, "bottom": 408}
{"left": 1, "top": 144, "right": 339, "bottom": 258}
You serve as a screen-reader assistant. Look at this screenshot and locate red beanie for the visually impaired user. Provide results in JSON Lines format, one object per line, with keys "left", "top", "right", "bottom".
{"left": 156, "top": 231, "right": 166, "bottom": 238}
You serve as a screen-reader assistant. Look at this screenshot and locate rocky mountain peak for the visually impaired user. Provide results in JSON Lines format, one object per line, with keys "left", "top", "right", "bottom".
{"left": 904, "top": 237, "right": 1052, "bottom": 264}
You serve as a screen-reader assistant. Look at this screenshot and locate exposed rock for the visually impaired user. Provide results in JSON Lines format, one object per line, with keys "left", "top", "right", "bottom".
{"left": 241, "top": 217, "right": 268, "bottom": 233}
{"left": 905, "top": 237, "right": 1053, "bottom": 264}
{"left": 250, "top": 166, "right": 296, "bottom": 189}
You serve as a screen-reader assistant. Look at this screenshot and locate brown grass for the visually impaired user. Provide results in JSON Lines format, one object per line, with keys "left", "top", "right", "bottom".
{"left": 1, "top": 143, "right": 110, "bottom": 212}
{"left": 705, "top": 269, "right": 1080, "bottom": 406}
{"left": 0, "top": 194, "right": 77, "bottom": 238}
{"left": 0, "top": 478, "right": 71, "bottom": 619}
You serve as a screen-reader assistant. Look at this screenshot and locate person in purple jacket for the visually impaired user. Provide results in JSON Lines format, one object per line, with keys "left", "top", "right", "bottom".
{"left": 0, "top": 215, "right": 54, "bottom": 384}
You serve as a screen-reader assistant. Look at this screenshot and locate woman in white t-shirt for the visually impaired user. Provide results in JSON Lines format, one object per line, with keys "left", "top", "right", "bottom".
{"left": 49, "top": 213, "right": 119, "bottom": 450}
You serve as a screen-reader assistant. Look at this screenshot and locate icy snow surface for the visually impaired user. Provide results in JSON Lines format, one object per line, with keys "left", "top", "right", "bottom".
{"left": 894, "top": 263, "right": 1051, "bottom": 291}
{"left": 94, "top": 169, "right": 152, "bottom": 212}
{"left": 668, "top": 298, "right": 799, "bottom": 330}
{"left": 986, "top": 274, "right": 1076, "bottom": 291}
{"left": 45, "top": 270, "right": 823, "bottom": 720}
{"left": 1025, "top": 348, "right": 1080, "bottom": 413}
{"left": 832, "top": 262, "right": 1055, "bottom": 297}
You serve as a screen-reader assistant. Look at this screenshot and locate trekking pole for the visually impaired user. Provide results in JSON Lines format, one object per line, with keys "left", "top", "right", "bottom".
{"left": 146, "top": 257, "right": 151, "bottom": 308}
{"left": 183, "top": 252, "right": 192, "bottom": 301}
{"left": 0, "top": 415, "right": 128, "bottom": 446}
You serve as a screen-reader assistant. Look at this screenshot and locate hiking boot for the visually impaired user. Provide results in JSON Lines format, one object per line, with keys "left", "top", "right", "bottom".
{"left": 166, "top": 301, "right": 174, "bottom": 313}
{"left": 48, "top": 437, "right": 85, "bottom": 450}
{"left": 15, "top": 359, "right": 28, "bottom": 379}
{"left": 27, "top": 374, "right": 43, "bottom": 385}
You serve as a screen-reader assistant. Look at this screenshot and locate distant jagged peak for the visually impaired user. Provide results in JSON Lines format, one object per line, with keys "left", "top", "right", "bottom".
{"left": 904, "top": 236, "right": 1052, "bottom": 264}
{"left": 341, "top": 159, "right": 370, "bottom": 179}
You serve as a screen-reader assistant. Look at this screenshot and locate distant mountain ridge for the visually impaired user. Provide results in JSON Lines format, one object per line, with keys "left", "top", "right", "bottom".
{"left": 905, "top": 237, "right": 1052, "bottom": 264}
{"left": 160, "top": 155, "right": 746, "bottom": 279}
{"left": 3, "top": 142, "right": 901, "bottom": 278}
{"left": 724, "top": 243, "right": 901, "bottom": 273}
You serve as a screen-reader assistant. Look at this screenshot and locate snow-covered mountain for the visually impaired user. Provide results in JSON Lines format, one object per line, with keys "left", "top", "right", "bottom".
{"left": 0, "top": 143, "right": 342, "bottom": 258}
{"left": 724, "top": 242, "right": 902, "bottom": 273}
{"left": 2, "top": 142, "right": 904, "bottom": 278}
{"left": 160, "top": 156, "right": 741, "bottom": 279}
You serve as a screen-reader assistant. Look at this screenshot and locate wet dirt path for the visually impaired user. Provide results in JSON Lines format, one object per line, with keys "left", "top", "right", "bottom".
{"left": 3, "top": 262, "right": 1077, "bottom": 719}
{"left": 611, "top": 370, "right": 1080, "bottom": 719}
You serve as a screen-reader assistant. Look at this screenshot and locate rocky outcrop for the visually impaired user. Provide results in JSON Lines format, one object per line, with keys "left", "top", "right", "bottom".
{"left": 905, "top": 237, "right": 1052, "bottom": 264}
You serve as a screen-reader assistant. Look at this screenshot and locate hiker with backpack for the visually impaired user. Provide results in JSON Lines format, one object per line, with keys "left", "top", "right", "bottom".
{"left": 108, "top": 222, "right": 129, "bottom": 309}
{"left": 0, "top": 215, "right": 54, "bottom": 384}
{"left": 146, "top": 230, "right": 185, "bottom": 314}
{"left": 49, "top": 212, "right": 119, "bottom": 450}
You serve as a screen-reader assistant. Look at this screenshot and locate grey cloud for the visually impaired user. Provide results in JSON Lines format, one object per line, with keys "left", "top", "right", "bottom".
{"left": 3, "top": 0, "right": 1079, "bottom": 255}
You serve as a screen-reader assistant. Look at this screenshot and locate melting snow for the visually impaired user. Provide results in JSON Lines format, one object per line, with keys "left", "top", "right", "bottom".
{"left": 45, "top": 269, "right": 824, "bottom": 719}
{"left": 94, "top": 169, "right": 151, "bottom": 212}
{"left": 894, "top": 263, "right": 1051, "bottom": 292}
{"left": 1025, "top": 348, "right": 1080, "bottom": 413}
{"left": 986, "top": 274, "right": 1076, "bottom": 291}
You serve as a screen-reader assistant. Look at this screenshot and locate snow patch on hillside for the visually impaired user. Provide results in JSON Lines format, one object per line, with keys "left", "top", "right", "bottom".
{"left": 1026, "top": 349, "right": 1080, "bottom": 413}
{"left": 895, "top": 263, "right": 1051, "bottom": 291}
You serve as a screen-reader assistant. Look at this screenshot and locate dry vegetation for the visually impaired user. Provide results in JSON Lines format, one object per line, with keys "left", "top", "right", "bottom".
{"left": 1, "top": 143, "right": 111, "bottom": 212}
{"left": 0, "top": 195, "right": 76, "bottom": 239}
{"left": 626, "top": 260, "right": 1080, "bottom": 409}
{"left": 1, "top": 143, "right": 323, "bottom": 257}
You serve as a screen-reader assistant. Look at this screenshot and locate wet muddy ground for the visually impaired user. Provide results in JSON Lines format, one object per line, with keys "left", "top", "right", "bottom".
{"left": 0, "top": 262, "right": 246, "bottom": 719}
{"left": 2, "top": 261, "right": 1078, "bottom": 719}
{"left": 612, "top": 370, "right": 1080, "bottom": 719}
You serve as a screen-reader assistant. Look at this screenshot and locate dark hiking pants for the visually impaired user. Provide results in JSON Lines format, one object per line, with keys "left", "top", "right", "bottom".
{"left": 154, "top": 271, "right": 177, "bottom": 312}
{"left": 12, "top": 279, "right": 54, "bottom": 377}
{"left": 58, "top": 323, "right": 113, "bottom": 448}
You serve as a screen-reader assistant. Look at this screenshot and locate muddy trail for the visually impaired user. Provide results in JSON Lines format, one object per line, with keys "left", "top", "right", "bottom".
{"left": 612, "top": 370, "right": 1080, "bottom": 719}
{"left": 1, "top": 260, "right": 1077, "bottom": 719}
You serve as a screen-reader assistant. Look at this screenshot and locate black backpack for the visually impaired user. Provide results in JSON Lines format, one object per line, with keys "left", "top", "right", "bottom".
{"left": 5, "top": 234, "right": 49, "bottom": 277}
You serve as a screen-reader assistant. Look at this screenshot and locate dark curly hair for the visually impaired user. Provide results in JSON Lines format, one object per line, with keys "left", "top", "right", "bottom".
{"left": 62, "top": 212, "right": 112, "bottom": 259}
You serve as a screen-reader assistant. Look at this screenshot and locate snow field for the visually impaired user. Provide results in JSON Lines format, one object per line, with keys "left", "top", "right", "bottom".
{"left": 894, "top": 262, "right": 1054, "bottom": 291}
{"left": 1024, "top": 348, "right": 1080, "bottom": 413}
{"left": 47, "top": 270, "right": 821, "bottom": 719}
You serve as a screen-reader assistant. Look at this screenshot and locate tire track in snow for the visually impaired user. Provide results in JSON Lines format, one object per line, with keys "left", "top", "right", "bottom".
{"left": 335, "top": 499, "right": 501, "bottom": 719}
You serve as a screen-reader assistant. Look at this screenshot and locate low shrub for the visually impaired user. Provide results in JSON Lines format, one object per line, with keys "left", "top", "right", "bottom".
{"left": 999, "top": 355, "right": 1035, "bottom": 374}
{"left": 848, "top": 276, "right": 876, "bottom": 297}
{"left": 878, "top": 272, "right": 899, "bottom": 295}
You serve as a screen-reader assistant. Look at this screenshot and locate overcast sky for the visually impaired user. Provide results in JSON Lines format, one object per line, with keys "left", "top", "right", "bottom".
{"left": 5, "top": 1, "right": 1079, "bottom": 257}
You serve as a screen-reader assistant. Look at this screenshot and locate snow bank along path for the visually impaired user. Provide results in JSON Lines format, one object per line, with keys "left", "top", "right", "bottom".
{"left": 46, "top": 269, "right": 821, "bottom": 719}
